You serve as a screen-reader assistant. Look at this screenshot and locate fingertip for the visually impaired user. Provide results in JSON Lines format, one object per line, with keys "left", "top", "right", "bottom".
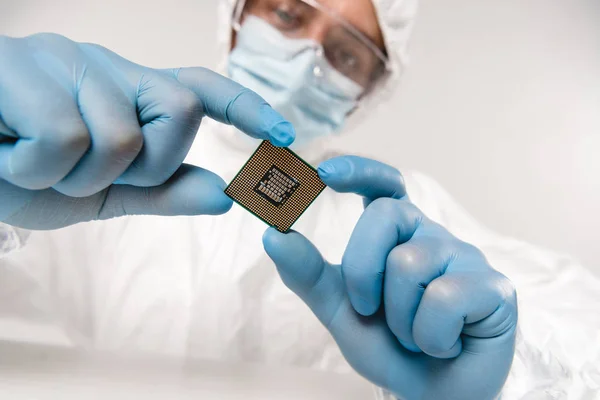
{"left": 201, "top": 173, "right": 233, "bottom": 215}
{"left": 317, "top": 157, "right": 355, "bottom": 188}
{"left": 317, "top": 156, "right": 408, "bottom": 204}
{"left": 263, "top": 228, "right": 325, "bottom": 275}
{"left": 269, "top": 121, "right": 295, "bottom": 147}
{"left": 259, "top": 105, "right": 295, "bottom": 147}
{"left": 316, "top": 163, "right": 334, "bottom": 181}
{"left": 263, "top": 227, "right": 299, "bottom": 257}
{"left": 164, "top": 164, "right": 233, "bottom": 216}
{"left": 398, "top": 339, "right": 423, "bottom": 353}
{"left": 171, "top": 68, "right": 295, "bottom": 146}
{"left": 209, "top": 192, "right": 234, "bottom": 215}
{"left": 342, "top": 258, "right": 384, "bottom": 317}
{"left": 350, "top": 296, "right": 379, "bottom": 317}
{"left": 262, "top": 226, "right": 283, "bottom": 250}
{"left": 420, "top": 338, "right": 462, "bottom": 359}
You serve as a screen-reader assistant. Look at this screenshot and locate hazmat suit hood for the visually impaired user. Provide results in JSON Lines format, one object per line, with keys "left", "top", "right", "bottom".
{"left": 211, "top": 0, "right": 419, "bottom": 159}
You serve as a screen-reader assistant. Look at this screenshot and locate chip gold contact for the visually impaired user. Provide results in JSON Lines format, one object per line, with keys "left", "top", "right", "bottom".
{"left": 225, "top": 140, "right": 327, "bottom": 233}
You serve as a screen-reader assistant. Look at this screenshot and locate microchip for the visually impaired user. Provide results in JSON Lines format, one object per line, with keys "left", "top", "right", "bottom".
{"left": 225, "top": 140, "right": 327, "bottom": 233}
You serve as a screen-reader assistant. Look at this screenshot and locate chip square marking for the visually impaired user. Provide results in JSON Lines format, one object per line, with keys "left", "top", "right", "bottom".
{"left": 225, "top": 141, "right": 326, "bottom": 233}
{"left": 254, "top": 165, "right": 300, "bottom": 207}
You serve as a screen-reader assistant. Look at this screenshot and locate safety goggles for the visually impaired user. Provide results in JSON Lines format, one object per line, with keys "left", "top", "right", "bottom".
{"left": 232, "top": 0, "right": 391, "bottom": 91}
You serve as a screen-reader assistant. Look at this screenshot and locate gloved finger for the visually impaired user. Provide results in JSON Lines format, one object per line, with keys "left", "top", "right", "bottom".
{"left": 166, "top": 67, "right": 295, "bottom": 147}
{"left": 0, "top": 56, "right": 90, "bottom": 190}
{"left": 96, "top": 164, "right": 232, "bottom": 219}
{"left": 52, "top": 66, "right": 143, "bottom": 197}
{"left": 262, "top": 228, "right": 346, "bottom": 328}
{"left": 0, "top": 117, "right": 17, "bottom": 139}
{"left": 384, "top": 231, "right": 454, "bottom": 352}
{"left": 317, "top": 156, "right": 407, "bottom": 207}
{"left": 2, "top": 164, "right": 232, "bottom": 230}
{"left": 342, "top": 198, "right": 423, "bottom": 316}
{"left": 117, "top": 70, "right": 203, "bottom": 187}
{"left": 413, "top": 269, "right": 517, "bottom": 359}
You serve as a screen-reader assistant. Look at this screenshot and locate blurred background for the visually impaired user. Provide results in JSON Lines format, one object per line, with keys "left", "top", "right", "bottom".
{"left": 1, "top": 0, "right": 599, "bottom": 270}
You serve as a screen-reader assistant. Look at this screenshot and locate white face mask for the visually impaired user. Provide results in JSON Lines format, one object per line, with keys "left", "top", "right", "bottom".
{"left": 227, "top": 16, "right": 363, "bottom": 149}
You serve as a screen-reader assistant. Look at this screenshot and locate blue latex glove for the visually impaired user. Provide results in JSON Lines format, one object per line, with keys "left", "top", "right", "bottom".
{"left": 0, "top": 33, "right": 295, "bottom": 229}
{"left": 263, "top": 156, "right": 517, "bottom": 400}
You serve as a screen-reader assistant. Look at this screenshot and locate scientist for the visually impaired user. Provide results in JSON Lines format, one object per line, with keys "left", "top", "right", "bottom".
{"left": 1, "top": 0, "right": 599, "bottom": 399}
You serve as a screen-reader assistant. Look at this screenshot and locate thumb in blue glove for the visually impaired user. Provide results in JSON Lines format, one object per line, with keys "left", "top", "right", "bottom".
{"left": 263, "top": 156, "right": 517, "bottom": 400}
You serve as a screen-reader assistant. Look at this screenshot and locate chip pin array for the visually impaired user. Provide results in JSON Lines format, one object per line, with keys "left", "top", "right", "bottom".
{"left": 224, "top": 141, "right": 327, "bottom": 233}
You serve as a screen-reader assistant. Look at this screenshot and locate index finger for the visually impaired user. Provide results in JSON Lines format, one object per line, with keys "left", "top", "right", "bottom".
{"left": 317, "top": 156, "right": 407, "bottom": 206}
{"left": 316, "top": 156, "right": 411, "bottom": 316}
{"left": 166, "top": 67, "right": 295, "bottom": 147}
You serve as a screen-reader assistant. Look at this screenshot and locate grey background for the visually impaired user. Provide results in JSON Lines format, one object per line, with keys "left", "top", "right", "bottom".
{"left": 0, "top": 341, "right": 374, "bottom": 399}
{"left": 1, "top": 0, "right": 599, "bottom": 270}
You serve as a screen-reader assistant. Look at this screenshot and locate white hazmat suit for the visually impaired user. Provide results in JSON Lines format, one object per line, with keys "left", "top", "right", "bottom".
{"left": 1, "top": 0, "right": 600, "bottom": 398}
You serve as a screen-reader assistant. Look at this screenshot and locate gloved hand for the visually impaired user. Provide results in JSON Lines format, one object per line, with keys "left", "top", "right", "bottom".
{"left": 0, "top": 33, "right": 294, "bottom": 230}
{"left": 263, "top": 156, "right": 517, "bottom": 400}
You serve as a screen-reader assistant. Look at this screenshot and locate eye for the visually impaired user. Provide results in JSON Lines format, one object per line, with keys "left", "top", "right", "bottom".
{"left": 331, "top": 47, "right": 361, "bottom": 74}
{"left": 273, "top": 7, "right": 300, "bottom": 29}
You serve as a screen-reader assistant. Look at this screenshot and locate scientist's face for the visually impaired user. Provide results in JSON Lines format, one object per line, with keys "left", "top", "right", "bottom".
{"left": 232, "top": 0, "right": 386, "bottom": 90}
{"left": 228, "top": 0, "right": 388, "bottom": 146}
